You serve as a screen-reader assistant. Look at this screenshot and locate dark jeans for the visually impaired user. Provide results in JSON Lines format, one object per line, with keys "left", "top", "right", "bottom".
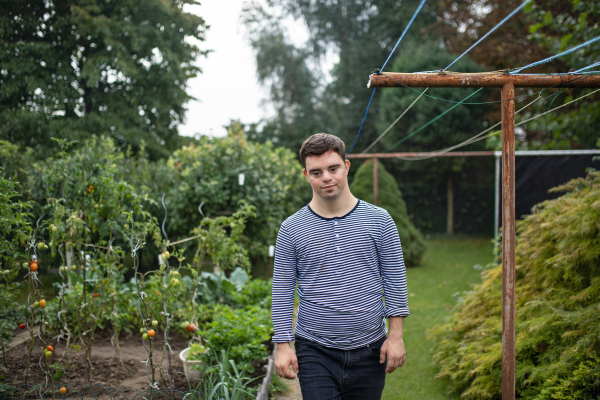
{"left": 294, "top": 335, "right": 387, "bottom": 400}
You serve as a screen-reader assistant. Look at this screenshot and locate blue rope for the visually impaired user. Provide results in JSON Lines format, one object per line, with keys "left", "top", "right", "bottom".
{"left": 575, "top": 61, "right": 600, "bottom": 73}
{"left": 348, "top": 88, "right": 376, "bottom": 154}
{"left": 348, "top": 0, "right": 427, "bottom": 154}
{"left": 510, "top": 35, "right": 600, "bottom": 74}
{"left": 443, "top": 0, "right": 532, "bottom": 72}
{"left": 380, "top": 0, "right": 428, "bottom": 73}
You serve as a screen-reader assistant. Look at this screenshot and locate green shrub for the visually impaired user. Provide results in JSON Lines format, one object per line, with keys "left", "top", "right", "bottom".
{"left": 232, "top": 278, "right": 271, "bottom": 308}
{"left": 201, "top": 305, "right": 273, "bottom": 372}
{"left": 350, "top": 159, "right": 426, "bottom": 266}
{"left": 429, "top": 171, "right": 600, "bottom": 399}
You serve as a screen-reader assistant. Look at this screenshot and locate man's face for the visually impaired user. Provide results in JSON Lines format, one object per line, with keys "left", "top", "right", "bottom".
{"left": 303, "top": 150, "right": 350, "bottom": 200}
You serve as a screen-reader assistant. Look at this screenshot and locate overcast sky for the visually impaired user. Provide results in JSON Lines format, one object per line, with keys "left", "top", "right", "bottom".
{"left": 179, "top": 0, "right": 308, "bottom": 138}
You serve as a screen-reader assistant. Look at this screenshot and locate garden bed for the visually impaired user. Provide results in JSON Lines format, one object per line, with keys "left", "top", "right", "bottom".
{"left": 3, "top": 328, "right": 272, "bottom": 392}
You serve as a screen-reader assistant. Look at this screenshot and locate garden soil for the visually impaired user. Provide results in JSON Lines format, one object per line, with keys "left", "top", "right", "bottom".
{"left": 3, "top": 328, "right": 266, "bottom": 393}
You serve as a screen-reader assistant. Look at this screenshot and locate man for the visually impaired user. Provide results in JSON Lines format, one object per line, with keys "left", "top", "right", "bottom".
{"left": 272, "top": 133, "right": 409, "bottom": 400}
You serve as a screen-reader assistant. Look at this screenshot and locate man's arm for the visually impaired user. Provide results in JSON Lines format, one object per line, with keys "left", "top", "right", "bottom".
{"left": 380, "top": 316, "right": 406, "bottom": 373}
{"left": 271, "top": 224, "right": 299, "bottom": 379}
{"left": 378, "top": 214, "right": 410, "bottom": 373}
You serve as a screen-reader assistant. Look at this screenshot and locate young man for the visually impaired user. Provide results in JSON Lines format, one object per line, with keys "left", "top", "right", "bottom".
{"left": 272, "top": 133, "right": 409, "bottom": 400}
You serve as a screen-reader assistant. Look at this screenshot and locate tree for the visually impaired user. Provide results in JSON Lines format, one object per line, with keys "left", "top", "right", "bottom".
{"left": 350, "top": 159, "right": 426, "bottom": 266}
{"left": 436, "top": 0, "right": 600, "bottom": 150}
{"left": 243, "top": 0, "right": 437, "bottom": 152}
{"left": 0, "top": 0, "right": 207, "bottom": 159}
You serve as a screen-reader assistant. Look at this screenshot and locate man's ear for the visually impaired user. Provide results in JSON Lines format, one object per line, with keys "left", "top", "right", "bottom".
{"left": 345, "top": 159, "right": 351, "bottom": 174}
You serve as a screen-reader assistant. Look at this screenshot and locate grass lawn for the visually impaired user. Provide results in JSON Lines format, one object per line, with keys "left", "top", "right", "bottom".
{"left": 382, "top": 238, "right": 494, "bottom": 400}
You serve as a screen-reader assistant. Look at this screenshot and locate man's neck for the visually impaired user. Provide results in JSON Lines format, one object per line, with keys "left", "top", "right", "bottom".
{"left": 309, "top": 189, "right": 357, "bottom": 219}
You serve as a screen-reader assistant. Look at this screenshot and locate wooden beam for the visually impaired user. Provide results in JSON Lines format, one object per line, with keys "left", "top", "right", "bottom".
{"left": 368, "top": 73, "right": 600, "bottom": 88}
{"left": 501, "top": 82, "right": 516, "bottom": 400}
{"left": 347, "top": 151, "right": 494, "bottom": 159}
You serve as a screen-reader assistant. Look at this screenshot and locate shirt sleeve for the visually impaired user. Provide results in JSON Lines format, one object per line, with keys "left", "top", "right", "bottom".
{"left": 271, "top": 223, "right": 297, "bottom": 343}
{"left": 379, "top": 213, "right": 410, "bottom": 318}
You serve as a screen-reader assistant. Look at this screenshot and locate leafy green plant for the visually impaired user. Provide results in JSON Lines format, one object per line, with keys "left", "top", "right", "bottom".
{"left": 190, "top": 349, "right": 260, "bottom": 400}
{"left": 200, "top": 305, "right": 273, "bottom": 372}
{"left": 232, "top": 278, "right": 271, "bottom": 308}
{"left": 429, "top": 171, "right": 600, "bottom": 399}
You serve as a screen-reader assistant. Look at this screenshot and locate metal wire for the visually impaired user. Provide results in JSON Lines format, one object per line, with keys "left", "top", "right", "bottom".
{"left": 394, "top": 88, "right": 600, "bottom": 161}
{"left": 443, "top": 0, "right": 532, "bottom": 71}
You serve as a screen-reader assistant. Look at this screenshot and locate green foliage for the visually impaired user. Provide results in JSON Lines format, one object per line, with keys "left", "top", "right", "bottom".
{"left": 270, "top": 374, "right": 291, "bottom": 395}
{"left": 190, "top": 349, "right": 259, "bottom": 400}
{"left": 429, "top": 171, "right": 600, "bottom": 399}
{"left": 232, "top": 278, "right": 272, "bottom": 309}
{"left": 164, "top": 123, "right": 309, "bottom": 261}
{"left": 200, "top": 305, "right": 273, "bottom": 372}
{"left": 0, "top": 0, "right": 207, "bottom": 159}
{"left": 0, "top": 170, "right": 32, "bottom": 265}
{"left": 192, "top": 202, "right": 256, "bottom": 271}
{"left": 350, "top": 159, "right": 426, "bottom": 266}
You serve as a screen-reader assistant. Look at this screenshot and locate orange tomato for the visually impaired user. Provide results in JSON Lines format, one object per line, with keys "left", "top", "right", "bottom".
{"left": 30, "top": 262, "right": 38, "bottom": 272}
{"left": 46, "top": 345, "right": 54, "bottom": 352}
{"left": 148, "top": 329, "right": 156, "bottom": 338}
{"left": 60, "top": 387, "right": 67, "bottom": 395}
{"left": 93, "top": 293, "right": 99, "bottom": 298}
{"left": 39, "top": 299, "right": 46, "bottom": 308}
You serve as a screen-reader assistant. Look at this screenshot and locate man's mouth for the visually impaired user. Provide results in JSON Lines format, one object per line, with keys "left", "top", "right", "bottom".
{"left": 323, "top": 184, "right": 336, "bottom": 190}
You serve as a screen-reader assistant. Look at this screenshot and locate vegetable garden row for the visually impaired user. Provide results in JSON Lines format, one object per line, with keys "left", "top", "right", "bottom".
{"left": 0, "top": 131, "right": 302, "bottom": 398}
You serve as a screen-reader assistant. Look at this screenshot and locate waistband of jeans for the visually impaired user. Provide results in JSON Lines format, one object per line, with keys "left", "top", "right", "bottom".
{"left": 294, "top": 333, "right": 386, "bottom": 348}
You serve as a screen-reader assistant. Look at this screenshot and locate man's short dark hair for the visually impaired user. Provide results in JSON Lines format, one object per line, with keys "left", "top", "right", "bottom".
{"left": 299, "top": 133, "right": 346, "bottom": 169}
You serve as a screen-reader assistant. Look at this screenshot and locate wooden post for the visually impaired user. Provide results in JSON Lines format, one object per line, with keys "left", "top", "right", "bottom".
{"left": 447, "top": 174, "right": 454, "bottom": 234}
{"left": 373, "top": 158, "right": 379, "bottom": 206}
{"left": 501, "top": 82, "right": 516, "bottom": 400}
{"left": 366, "top": 72, "right": 600, "bottom": 400}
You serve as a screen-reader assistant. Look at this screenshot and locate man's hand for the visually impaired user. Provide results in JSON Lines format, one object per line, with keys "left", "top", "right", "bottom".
{"left": 379, "top": 336, "right": 406, "bottom": 373}
{"left": 380, "top": 316, "right": 406, "bottom": 373}
{"left": 274, "top": 342, "right": 299, "bottom": 379}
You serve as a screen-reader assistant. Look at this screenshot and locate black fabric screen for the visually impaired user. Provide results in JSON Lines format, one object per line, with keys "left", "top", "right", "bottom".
{"left": 498, "top": 155, "right": 600, "bottom": 225}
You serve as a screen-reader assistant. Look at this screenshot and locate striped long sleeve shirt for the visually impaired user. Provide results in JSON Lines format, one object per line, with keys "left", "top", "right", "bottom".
{"left": 272, "top": 199, "right": 409, "bottom": 350}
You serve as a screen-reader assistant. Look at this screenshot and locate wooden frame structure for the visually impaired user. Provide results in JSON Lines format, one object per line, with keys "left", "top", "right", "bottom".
{"left": 356, "top": 72, "right": 600, "bottom": 400}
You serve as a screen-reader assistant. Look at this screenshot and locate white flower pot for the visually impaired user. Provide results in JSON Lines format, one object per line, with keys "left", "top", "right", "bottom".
{"left": 179, "top": 347, "right": 206, "bottom": 383}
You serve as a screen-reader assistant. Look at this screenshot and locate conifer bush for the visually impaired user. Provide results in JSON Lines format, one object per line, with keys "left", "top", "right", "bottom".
{"left": 429, "top": 171, "right": 600, "bottom": 399}
{"left": 350, "top": 159, "right": 426, "bottom": 266}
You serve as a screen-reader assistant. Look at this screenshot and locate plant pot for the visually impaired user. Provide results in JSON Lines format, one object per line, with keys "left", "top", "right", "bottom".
{"left": 179, "top": 347, "right": 206, "bottom": 383}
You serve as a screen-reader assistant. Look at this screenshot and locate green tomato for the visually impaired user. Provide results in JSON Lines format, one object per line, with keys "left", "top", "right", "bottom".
{"left": 33, "top": 301, "right": 39, "bottom": 308}
{"left": 142, "top": 333, "right": 148, "bottom": 340}
{"left": 182, "top": 321, "right": 190, "bottom": 329}
{"left": 139, "top": 327, "right": 146, "bottom": 334}
{"left": 3, "top": 270, "right": 10, "bottom": 276}
{"left": 45, "top": 350, "right": 52, "bottom": 358}
{"left": 22, "top": 262, "right": 28, "bottom": 269}
{"left": 50, "top": 225, "right": 57, "bottom": 232}
{"left": 71, "top": 265, "right": 77, "bottom": 270}
{"left": 37, "top": 242, "right": 44, "bottom": 251}
{"left": 152, "top": 320, "right": 159, "bottom": 327}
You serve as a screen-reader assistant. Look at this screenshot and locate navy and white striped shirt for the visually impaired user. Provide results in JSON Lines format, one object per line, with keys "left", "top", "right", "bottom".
{"left": 272, "top": 199, "right": 409, "bottom": 350}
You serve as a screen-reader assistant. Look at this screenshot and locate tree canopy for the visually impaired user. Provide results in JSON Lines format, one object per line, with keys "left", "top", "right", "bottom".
{"left": 0, "top": 0, "right": 207, "bottom": 159}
